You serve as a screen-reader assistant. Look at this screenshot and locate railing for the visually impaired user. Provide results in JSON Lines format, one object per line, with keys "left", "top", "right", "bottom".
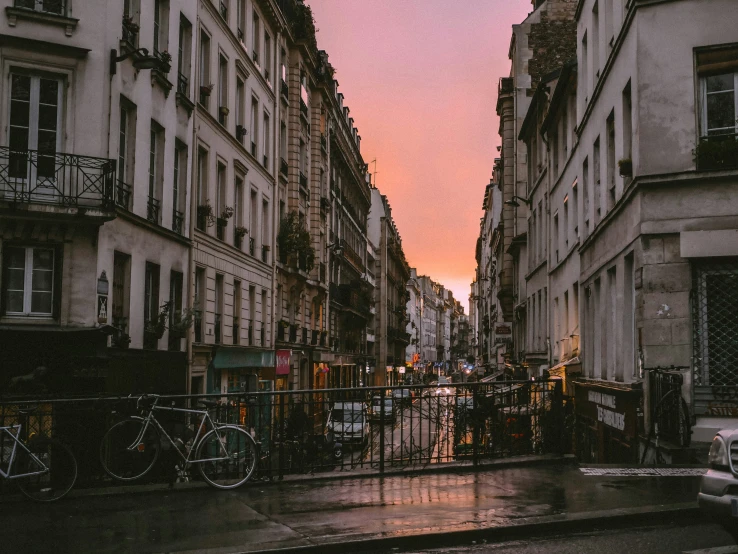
{"left": 172, "top": 210, "right": 184, "bottom": 234}
{"left": 280, "top": 158, "right": 288, "bottom": 177}
{"left": 331, "top": 283, "right": 370, "bottom": 315}
{"left": 299, "top": 171, "right": 308, "bottom": 189}
{"left": 219, "top": 1, "right": 228, "bottom": 20}
{"left": 696, "top": 133, "right": 738, "bottom": 171}
{"left": 177, "top": 73, "right": 189, "bottom": 97}
{"left": 0, "top": 147, "right": 115, "bottom": 210}
{"left": 146, "top": 196, "right": 160, "bottom": 224}
{"left": 300, "top": 99, "right": 308, "bottom": 119}
{"left": 251, "top": 141, "right": 257, "bottom": 157}
{"left": 0, "top": 381, "right": 567, "bottom": 489}
{"left": 343, "top": 243, "right": 366, "bottom": 274}
{"left": 249, "top": 237, "right": 255, "bottom": 256}
{"left": 281, "top": 79, "right": 288, "bottom": 99}
{"left": 14, "top": 0, "right": 66, "bottom": 14}
{"left": 261, "top": 245, "right": 269, "bottom": 263}
{"left": 321, "top": 196, "right": 331, "bottom": 212}
{"left": 115, "top": 180, "right": 131, "bottom": 210}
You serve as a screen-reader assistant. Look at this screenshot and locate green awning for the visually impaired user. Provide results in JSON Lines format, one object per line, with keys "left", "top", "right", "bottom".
{"left": 212, "top": 347, "right": 275, "bottom": 369}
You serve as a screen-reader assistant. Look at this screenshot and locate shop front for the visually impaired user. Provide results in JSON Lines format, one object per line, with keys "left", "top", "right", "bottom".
{"left": 574, "top": 381, "right": 643, "bottom": 464}
{"left": 209, "top": 346, "right": 275, "bottom": 395}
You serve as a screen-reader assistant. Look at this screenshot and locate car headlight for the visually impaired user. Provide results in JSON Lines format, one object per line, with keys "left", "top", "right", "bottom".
{"left": 708, "top": 435, "right": 730, "bottom": 470}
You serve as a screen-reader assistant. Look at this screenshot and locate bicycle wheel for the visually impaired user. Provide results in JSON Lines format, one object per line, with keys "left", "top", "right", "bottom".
{"left": 16, "top": 438, "right": 77, "bottom": 502}
{"left": 100, "top": 417, "right": 160, "bottom": 481}
{"left": 196, "top": 426, "right": 256, "bottom": 489}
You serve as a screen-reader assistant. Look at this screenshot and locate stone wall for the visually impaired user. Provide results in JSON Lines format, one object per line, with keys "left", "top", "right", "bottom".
{"left": 528, "top": 0, "right": 577, "bottom": 89}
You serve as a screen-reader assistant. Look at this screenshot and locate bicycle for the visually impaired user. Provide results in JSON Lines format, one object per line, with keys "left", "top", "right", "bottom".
{"left": 99, "top": 395, "right": 257, "bottom": 490}
{"left": 0, "top": 406, "right": 77, "bottom": 501}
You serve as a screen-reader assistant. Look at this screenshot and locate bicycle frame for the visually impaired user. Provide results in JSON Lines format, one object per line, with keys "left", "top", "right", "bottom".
{"left": 127, "top": 400, "right": 234, "bottom": 465}
{"left": 0, "top": 424, "right": 49, "bottom": 480}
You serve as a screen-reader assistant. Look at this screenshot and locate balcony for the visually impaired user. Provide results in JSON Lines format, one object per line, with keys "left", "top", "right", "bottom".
{"left": 115, "top": 180, "right": 131, "bottom": 210}
{"left": 330, "top": 283, "right": 370, "bottom": 316}
{"left": 280, "top": 157, "right": 288, "bottom": 177}
{"left": 261, "top": 244, "right": 269, "bottom": 263}
{"left": 696, "top": 133, "right": 738, "bottom": 171}
{"left": 321, "top": 196, "right": 330, "bottom": 212}
{"left": 343, "top": 243, "right": 366, "bottom": 274}
{"left": 0, "top": 146, "right": 115, "bottom": 213}
{"left": 146, "top": 196, "right": 160, "bottom": 224}
{"left": 172, "top": 210, "right": 184, "bottom": 234}
{"left": 299, "top": 171, "right": 308, "bottom": 189}
{"left": 300, "top": 99, "right": 308, "bottom": 120}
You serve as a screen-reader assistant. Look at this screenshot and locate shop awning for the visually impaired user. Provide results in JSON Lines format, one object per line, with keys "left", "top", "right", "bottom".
{"left": 549, "top": 357, "right": 581, "bottom": 375}
{"left": 212, "top": 347, "right": 275, "bottom": 369}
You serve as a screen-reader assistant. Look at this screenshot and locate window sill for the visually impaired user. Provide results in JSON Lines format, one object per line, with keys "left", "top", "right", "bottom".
{"left": 5, "top": 6, "right": 79, "bottom": 36}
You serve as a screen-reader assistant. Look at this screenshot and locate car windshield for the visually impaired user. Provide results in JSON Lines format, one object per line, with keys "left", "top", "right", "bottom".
{"left": 333, "top": 409, "right": 362, "bottom": 423}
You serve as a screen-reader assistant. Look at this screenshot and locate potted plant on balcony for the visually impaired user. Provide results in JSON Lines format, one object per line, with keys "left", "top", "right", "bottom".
{"left": 200, "top": 83, "right": 214, "bottom": 96}
{"left": 220, "top": 206, "right": 234, "bottom": 220}
{"left": 618, "top": 158, "right": 632, "bottom": 177}
{"left": 197, "top": 201, "right": 215, "bottom": 228}
{"left": 144, "top": 302, "right": 171, "bottom": 342}
{"left": 219, "top": 106, "right": 230, "bottom": 117}
{"left": 169, "top": 307, "right": 195, "bottom": 338}
{"left": 694, "top": 137, "right": 738, "bottom": 170}
{"left": 234, "top": 225, "right": 248, "bottom": 246}
{"left": 156, "top": 50, "right": 172, "bottom": 73}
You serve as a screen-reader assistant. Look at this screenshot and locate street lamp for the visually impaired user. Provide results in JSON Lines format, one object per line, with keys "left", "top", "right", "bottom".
{"left": 326, "top": 242, "right": 343, "bottom": 256}
{"left": 504, "top": 196, "right": 532, "bottom": 208}
{"left": 110, "top": 48, "right": 164, "bottom": 76}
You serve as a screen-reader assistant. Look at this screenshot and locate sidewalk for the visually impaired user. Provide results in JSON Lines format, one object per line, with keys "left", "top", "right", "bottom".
{"left": 3, "top": 459, "right": 707, "bottom": 554}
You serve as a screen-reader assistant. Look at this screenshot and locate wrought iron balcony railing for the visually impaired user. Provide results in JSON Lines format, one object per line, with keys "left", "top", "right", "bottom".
{"left": 216, "top": 217, "right": 227, "bottom": 240}
{"left": 249, "top": 237, "right": 255, "bottom": 256}
{"left": 280, "top": 157, "right": 288, "bottom": 177}
{"left": 299, "top": 171, "right": 308, "bottom": 189}
{"left": 300, "top": 99, "right": 308, "bottom": 119}
{"left": 172, "top": 210, "right": 184, "bottom": 234}
{"left": 696, "top": 133, "right": 738, "bottom": 171}
{"left": 280, "top": 79, "right": 288, "bottom": 99}
{"left": 0, "top": 146, "right": 115, "bottom": 210}
{"left": 177, "top": 72, "right": 189, "bottom": 96}
{"left": 115, "top": 180, "right": 131, "bottom": 210}
{"left": 146, "top": 196, "right": 160, "bottom": 224}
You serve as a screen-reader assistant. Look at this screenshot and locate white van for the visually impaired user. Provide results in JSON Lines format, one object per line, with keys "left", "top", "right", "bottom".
{"left": 327, "top": 402, "right": 369, "bottom": 445}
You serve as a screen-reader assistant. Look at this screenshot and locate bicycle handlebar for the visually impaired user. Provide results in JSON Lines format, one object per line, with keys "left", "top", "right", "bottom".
{"left": 135, "top": 394, "right": 160, "bottom": 411}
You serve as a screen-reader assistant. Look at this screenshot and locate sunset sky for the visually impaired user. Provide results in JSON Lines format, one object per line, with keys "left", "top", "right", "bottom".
{"left": 309, "top": 0, "right": 533, "bottom": 311}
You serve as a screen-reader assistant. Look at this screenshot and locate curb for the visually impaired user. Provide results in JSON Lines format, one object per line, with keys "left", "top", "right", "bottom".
{"left": 241, "top": 502, "right": 704, "bottom": 554}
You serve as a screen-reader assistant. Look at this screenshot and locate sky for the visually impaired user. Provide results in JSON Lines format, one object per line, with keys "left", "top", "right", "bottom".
{"left": 308, "top": 0, "right": 533, "bottom": 313}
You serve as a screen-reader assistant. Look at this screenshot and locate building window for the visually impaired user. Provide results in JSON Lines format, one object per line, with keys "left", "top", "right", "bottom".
{"left": 216, "top": 161, "right": 227, "bottom": 240}
{"left": 112, "top": 251, "right": 131, "bottom": 345}
{"left": 148, "top": 121, "right": 164, "bottom": 224}
{"left": 264, "top": 32, "right": 271, "bottom": 81}
{"left": 702, "top": 71, "right": 737, "bottom": 136}
{"left": 196, "top": 146, "right": 208, "bottom": 230}
{"left": 2, "top": 246, "right": 55, "bottom": 316}
{"left": 177, "top": 15, "right": 192, "bottom": 96}
{"left": 234, "top": 175, "right": 244, "bottom": 247}
{"left": 8, "top": 73, "right": 62, "bottom": 181}
{"left": 117, "top": 97, "right": 136, "bottom": 209}
{"left": 153, "top": 0, "right": 169, "bottom": 56}
{"left": 16, "top": 0, "right": 67, "bottom": 15}
{"left": 593, "top": 137, "right": 601, "bottom": 222}
{"left": 263, "top": 111, "right": 270, "bottom": 169}
{"left": 215, "top": 274, "right": 223, "bottom": 344}
{"left": 194, "top": 267, "right": 205, "bottom": 342}
{"left": 252, "top": 11, "right": 260, "bottom": 64}
{"left": 237, "top": 0, "right": 246, "bottom": 43}
{"left": 236, "top": 76, "right": 246, "bottom": 143}
{"left": 233, "top": 279, "right": 241, "bottom": 345}
{"left": 199, "top": 30, "right": 211, "bottom": 107}
{"left": 218, "top": 54, "right": 228, "bottom": 126}
{"left": 250, "top": 97, "right": 259, "bottom": 157}
{"left": 172, "top": 141, "right": 187, "bottom": 234}
{"left": 168, "top": 270, "right": 183, "bottom": 351}
{"left": 606, "top": 110, "right": 616, "bottom": 210}
{"left": 143, "top": 262, "right": 161, "bottom": 349}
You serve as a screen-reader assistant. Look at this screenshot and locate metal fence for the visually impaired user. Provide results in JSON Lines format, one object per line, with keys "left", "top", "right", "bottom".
{"left": 0, "top": 381, "right": 567, "bottom": 491}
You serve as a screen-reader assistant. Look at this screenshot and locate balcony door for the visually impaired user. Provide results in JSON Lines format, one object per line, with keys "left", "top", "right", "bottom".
{"left": 8, "top": 73, "right": 63, "bottom": 202}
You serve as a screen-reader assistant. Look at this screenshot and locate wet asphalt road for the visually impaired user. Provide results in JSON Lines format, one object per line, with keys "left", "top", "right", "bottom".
{"left": 384, "top": 521, "right": 736, "bottom": 553}
{"left": 0, "top": 463, "right": 704, "bottom": 553}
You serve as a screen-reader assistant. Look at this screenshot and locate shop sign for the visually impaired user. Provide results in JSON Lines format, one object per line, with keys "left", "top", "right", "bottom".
{"left": 276, "top": 350, "right": 291, "bottom": 375}
{"left": 398, "top": 367, "right": 406, "bottom": 374}
{"left": 386, "top": 365, "right": 393, "bottom": 372}
{"left": 575, "top": 383, "right": 641, "bottom": 436}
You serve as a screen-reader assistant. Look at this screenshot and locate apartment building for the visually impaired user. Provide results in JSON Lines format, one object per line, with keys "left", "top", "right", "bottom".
{"left": 405, "top": 268, "right": 422, "bottom": 370}
{"left": 574, "top": 0, "right": 738, "bottom": 461}
{"left": 0, "top": 0, "right": 195, "bottom": 394}
{"left": 190, "top": 0, "right": 282, "bottom": 396}
{"left": 368, "top": 187, "right": 410, "bottom": 386}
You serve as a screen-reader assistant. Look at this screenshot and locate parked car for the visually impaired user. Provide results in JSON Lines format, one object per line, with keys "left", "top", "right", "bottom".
{"left": 392, "top": 388, "right": 412, "bottom": 406}
{"left": 369, "top": 396, "right": 395, "bottom": 423}
{"left": 436, "top": 376, "right": 452, "bottom": 396}
{"left": 699, "top": 429, "right": 738, "bottom": 540}
{"left": 327, "top": 402, "right": 369, "bottom": 446}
